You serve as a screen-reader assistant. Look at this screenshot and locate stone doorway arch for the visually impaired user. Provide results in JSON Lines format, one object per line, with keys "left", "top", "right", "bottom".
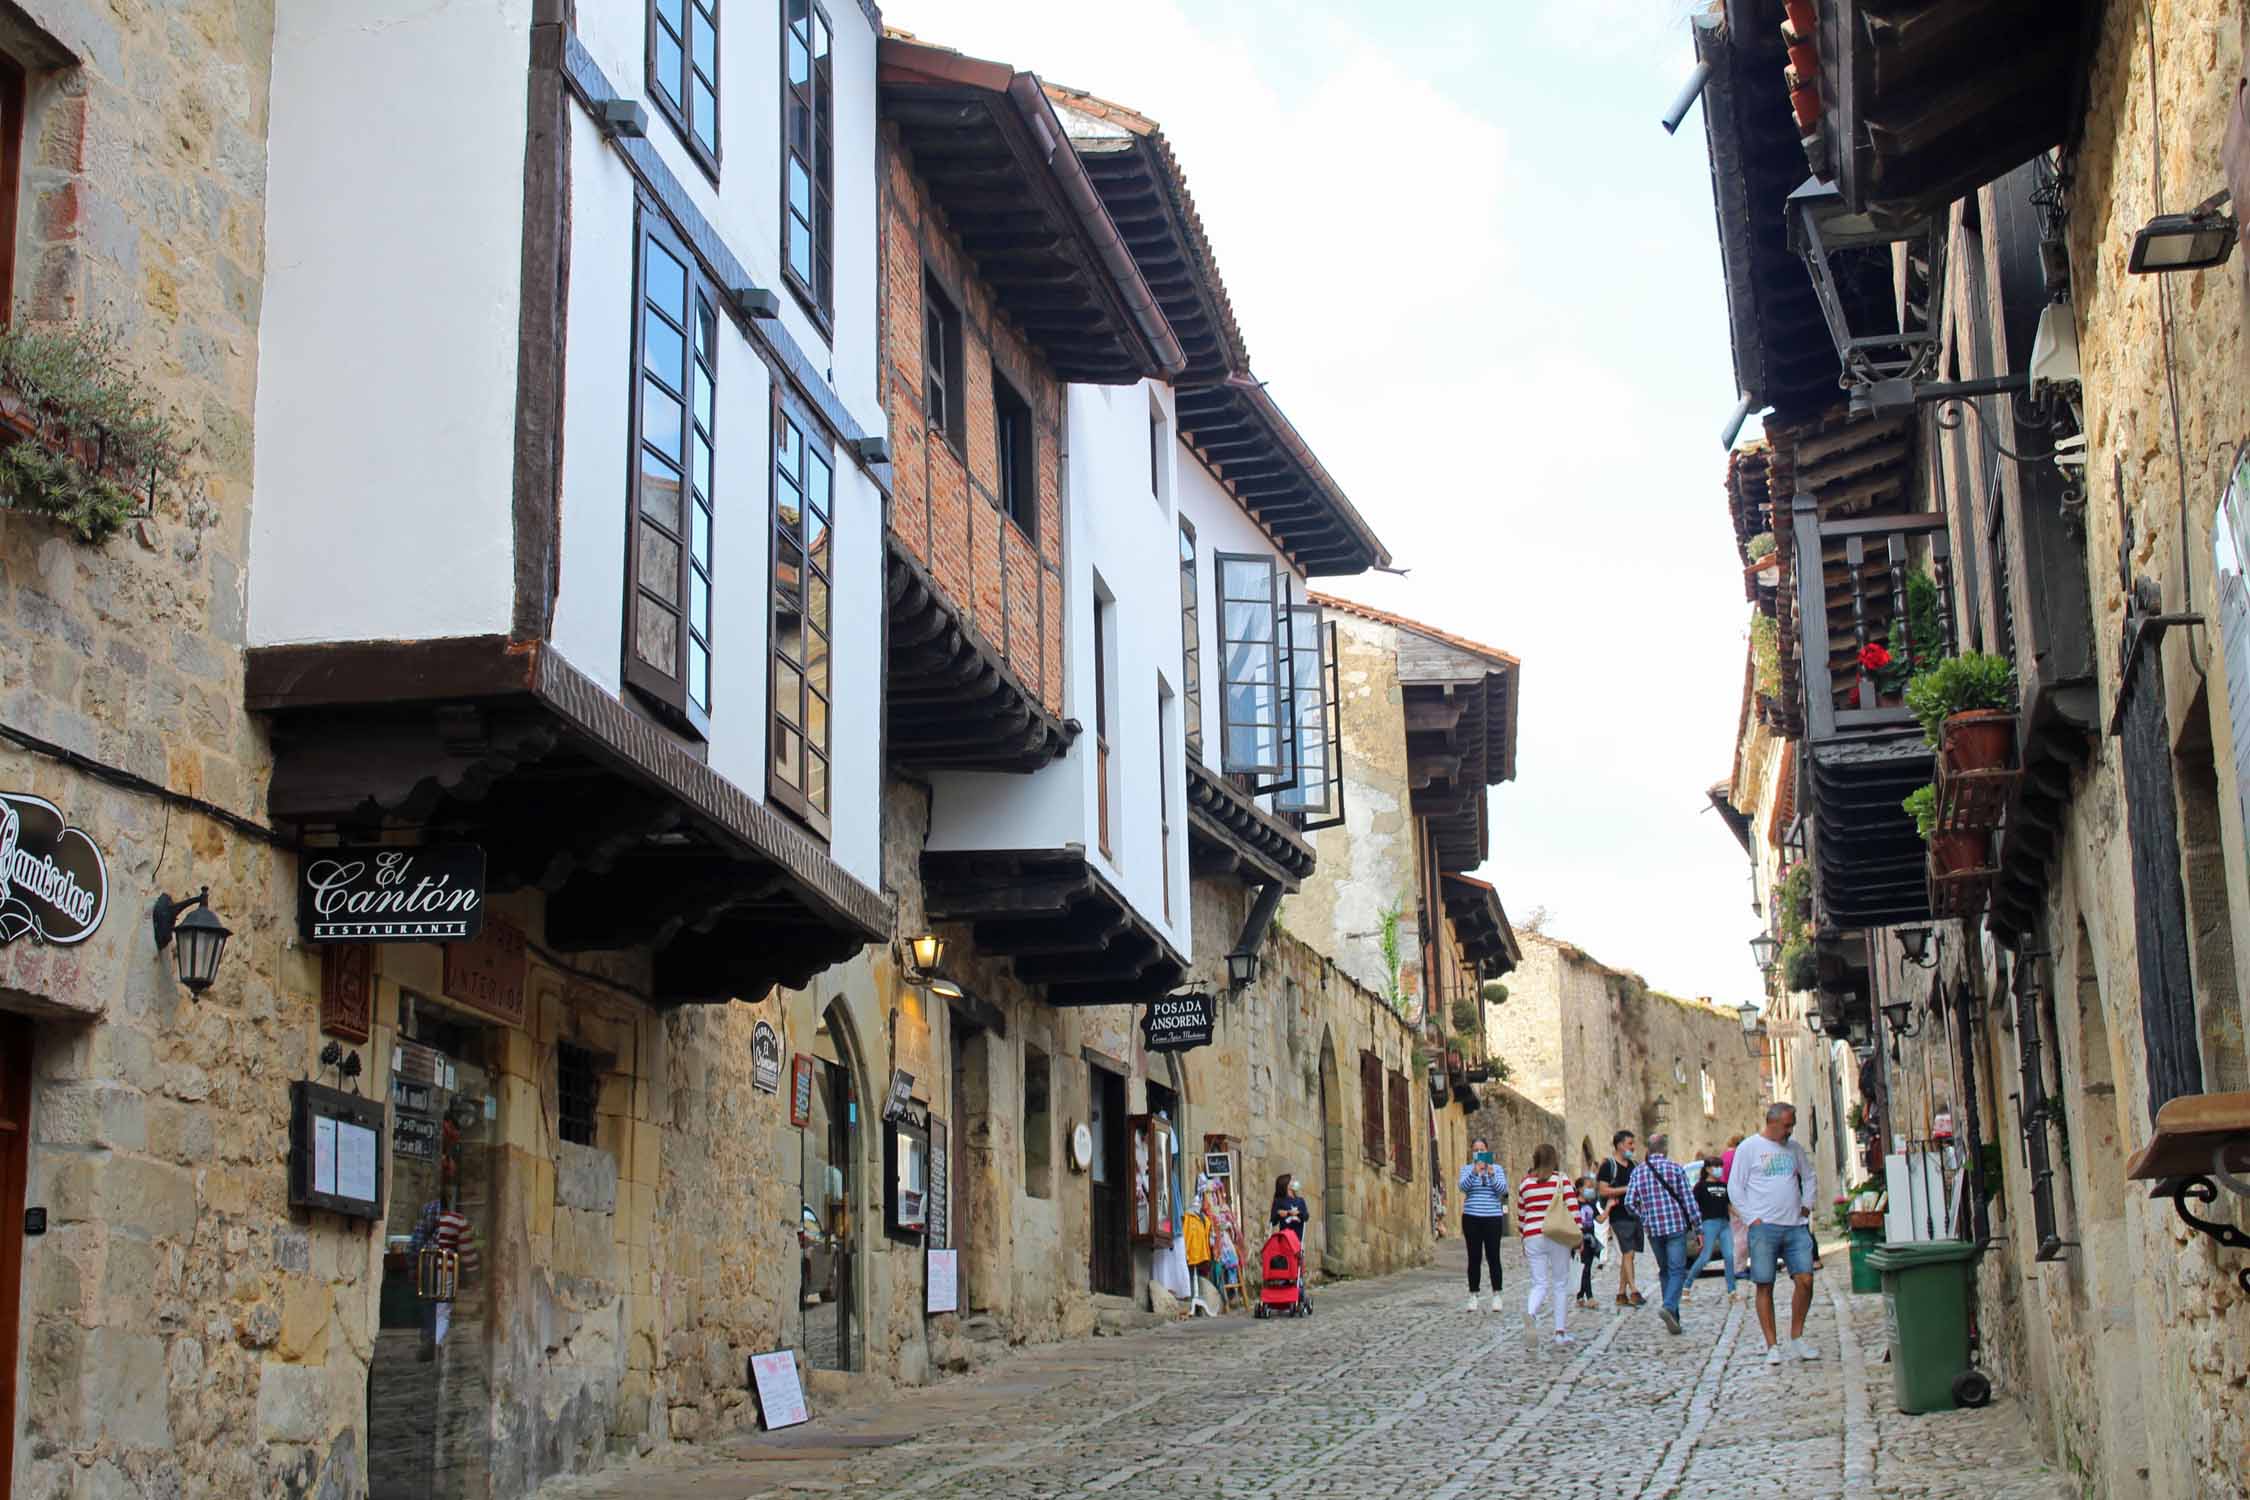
{"left": 1317, "top": 1028, "right": 1345, "bottom": 1273}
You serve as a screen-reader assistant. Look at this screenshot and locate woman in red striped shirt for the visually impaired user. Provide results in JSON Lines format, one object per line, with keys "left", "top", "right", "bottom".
{"left": 1516, "top": 1144, "right": 1584, "bottom": 1347}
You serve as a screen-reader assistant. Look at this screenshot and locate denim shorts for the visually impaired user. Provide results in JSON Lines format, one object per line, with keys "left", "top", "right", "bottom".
{"left": 1609, "top": 1215, "right": 1645, "bottom": 1254}
{"left": 1747, "top": 1222, "right": 1817, "bottom": 1283}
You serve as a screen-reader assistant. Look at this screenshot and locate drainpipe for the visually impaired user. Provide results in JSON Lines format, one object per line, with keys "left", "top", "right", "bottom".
{"left": 1229, "top": 881, "right": 1284, "bottom": 989}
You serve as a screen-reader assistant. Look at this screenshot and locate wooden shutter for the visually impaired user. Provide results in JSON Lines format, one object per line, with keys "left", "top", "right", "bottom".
{"left": 1359, "top": 1051, "right": 1384, "bottom": 1165}
{"left": 1387, "top": 1070, "right": 1411, "bottom": 1180}
{"left": 2117, "top": 630, "right": 2204, "bottom": 1117}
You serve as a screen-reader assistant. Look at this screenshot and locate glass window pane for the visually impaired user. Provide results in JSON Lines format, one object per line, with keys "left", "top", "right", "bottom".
{"left": 806, "top": 689, "right": 828, "bottom": 749}
{"left": 639, "top": 450, "right": 683, "bottom": 530}
{"left": 813, "top": 15, "right": 831, "bottom": 74}
{"left": 639, "top": 524, "right": 682, "bottom": 605}
{"left": 1223, "top": 601, "right": 1273, "bottom": 644}
{"left": 787, "top": 32, "right": 810, "bottom": 87}
{"left": 788, "top": 158, "right": 812, "bottom": 222}
{"left": 775, "top": 530, "right": 804, "bottom": 609}
{"left": 807, "top": 451, "right": 831, "bottom": 519}
{"left": 775, "top": 662, "right": 802, "bottom": 726}
{"left": 691, "top": 495, "right": 710, "bottom": 561}
{"left": 772, "top": 722, "right": 801, "bottom": 791}
{"left": 778, "top": 413, "right": 802, "bottom": 474}
{"left": 643, "top": 314, "right": 683, "bottom": 384}
{"left": 691, "top": 569, "right": 710, "bottom": 635}
{"left": 656, "top": 29, "right": 683, "bottom": 97}
{"left": 806, "top": 570, "right": 827, "bottom": 629}
{"left": 643, "top": 382, "right": 683, "bottom": 462}
{"left": 696, "top": 295, "right": 714, "bottom": 358}
{"left": 634, "top": 592, "right": 679, "bottom": 672}
{"left": 691, "top": 8, "right": 716, "bottom": 72}
{"left": 805, "top": 750, "right": 827, "bottom": 812}
{"left": 1220, "top": 557, "right": 1273, "bottom": 603}
{"left": 687, "top": 637, "right": 709, "bottom": 709}
{"left": 646, "top": 241, "right": 687, "bottom": 325}
{"left": 692, "top": 431, "right": 712, "bottom": 500}
{"left": 657, "top": 0, "right": 685, "bottom": 33}
{"left": 692, "top": 364, "right": 713, "bottom": 433}
{"left": 691, "top": 76, "right": 717, "bottom": 150}
{"left": 805, "top": 627, "right": 829, "bottom": 700}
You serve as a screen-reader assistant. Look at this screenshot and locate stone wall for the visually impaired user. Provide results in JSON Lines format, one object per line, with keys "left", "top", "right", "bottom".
{"left": 1484, "top": 934, "right": 1767, "bottom": 1176}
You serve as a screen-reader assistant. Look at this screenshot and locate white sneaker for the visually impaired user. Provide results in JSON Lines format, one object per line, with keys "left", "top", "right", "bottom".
{"left": 1795, "top": 1340, "right": 1821, "bottom": 1361}
{"left": 1552, "top": 1331, "right": 1576, "bottom": 1346}
{"left": 1465, "top": 1294, "right": 1481, "bottom": 1312}
{"left": 1765, "top": 1342, "right": 1785, "bottom": 1367}
{"left": 1481, "top": 1293, "right": 1495, "bottom": 1313}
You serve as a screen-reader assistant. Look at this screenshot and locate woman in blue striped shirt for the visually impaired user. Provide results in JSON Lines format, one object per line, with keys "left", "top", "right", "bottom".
{"left": 1458, "top": 1137, "right": 1509, "bottom": 1310}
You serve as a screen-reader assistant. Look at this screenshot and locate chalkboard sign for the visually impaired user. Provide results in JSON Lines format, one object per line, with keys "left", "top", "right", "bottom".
{"left": 926, "top": 1117, "right": 949, "bottom": 1251}
{"left": 288, "top": 1080, "right": 385, "bottom": 1219}
{"left": 1141, "top": 992, "right": 1215, "bottom": 1053}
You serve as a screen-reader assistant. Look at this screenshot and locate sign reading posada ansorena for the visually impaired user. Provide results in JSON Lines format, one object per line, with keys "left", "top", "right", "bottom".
{"left": 0, "top": 791, "right": 109, "bottom": 947}
{"left": 1141, "top": 991, "right": 1215, "bottom": 1053}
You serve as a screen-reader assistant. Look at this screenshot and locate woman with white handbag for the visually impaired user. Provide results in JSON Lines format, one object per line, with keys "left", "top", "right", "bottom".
{"left": 1516, "top": 1144, "right": 1585, "bottom": 1348}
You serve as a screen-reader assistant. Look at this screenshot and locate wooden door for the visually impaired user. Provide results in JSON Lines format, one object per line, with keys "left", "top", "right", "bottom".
{"left": 0, "top": 1015, "right": 35, "bottom": 1500}
{"left": 1088, "top": 1067, "right": 1130, "bottom": 1295}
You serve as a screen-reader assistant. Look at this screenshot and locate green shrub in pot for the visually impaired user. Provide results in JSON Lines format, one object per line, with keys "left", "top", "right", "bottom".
{"left": 1903, "top": 653, "right": 2017, "bottom": 746}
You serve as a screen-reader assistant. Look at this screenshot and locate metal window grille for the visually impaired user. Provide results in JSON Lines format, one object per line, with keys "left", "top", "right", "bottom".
{"left": 558, "top": 1043, "right": 599, "bottom": 1147}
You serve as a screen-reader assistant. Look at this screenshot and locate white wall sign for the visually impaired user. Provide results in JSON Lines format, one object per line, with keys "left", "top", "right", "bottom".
{"left": 749, "top": 1349, "right": 810, "bottom": 1430}
{"left": 750, "top": 1020, "right": 782, "bottom": 1094}
{"left": 926, "top": 1248, "right": 959, "bottom": 1314}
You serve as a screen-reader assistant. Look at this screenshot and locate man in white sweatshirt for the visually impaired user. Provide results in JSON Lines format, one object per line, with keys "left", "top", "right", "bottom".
{"left": 1732, "top": 1101, "right": 1821, "bottom": 1365}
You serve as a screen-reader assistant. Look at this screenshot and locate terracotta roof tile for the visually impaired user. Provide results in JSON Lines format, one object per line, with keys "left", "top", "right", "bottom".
{"left": 1307, "top": 593, "right": 1520, "bottom": 669}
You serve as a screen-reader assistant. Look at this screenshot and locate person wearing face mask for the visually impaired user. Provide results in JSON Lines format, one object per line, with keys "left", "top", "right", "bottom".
{"left": 1594, "top": 1130, "right": 1644, "bottom": 1307}
{"left": 1457, "top": 1137, "right": 1508, "bottom": 1311}
{"left": 1269, "top": 1172, "right": 1311, "bottom": 1252}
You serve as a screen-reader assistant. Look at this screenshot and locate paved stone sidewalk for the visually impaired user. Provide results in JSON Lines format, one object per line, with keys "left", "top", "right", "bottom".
{"left": 540, "top": 1238, "right": 2074, "bottom": 1499}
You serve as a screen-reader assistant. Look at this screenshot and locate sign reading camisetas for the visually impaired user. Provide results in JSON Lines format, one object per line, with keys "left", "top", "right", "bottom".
{"left": 299, "top": 845, "right": 485, "bottom": 943}
{"left": 1141, "top": 991, "right": 1215, "bottom": 1053}
{"left": 0, "top": 791, "right": 108, "bottom": 947}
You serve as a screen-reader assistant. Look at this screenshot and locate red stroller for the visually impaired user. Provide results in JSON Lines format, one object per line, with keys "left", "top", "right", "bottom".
{"left": 1254, "top": 1227, "right": 1312, "bottom": 1318}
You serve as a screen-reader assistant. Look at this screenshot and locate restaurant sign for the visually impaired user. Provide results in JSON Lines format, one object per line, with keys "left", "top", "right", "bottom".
{"left": 299, "top": 845, "right": 484, "bottom": 942}
{"left": 0, "top": 791, "right": 109, "bottom": 947}
{"left": 1141, "top": 991, "right": 1215, "bottom": 1053}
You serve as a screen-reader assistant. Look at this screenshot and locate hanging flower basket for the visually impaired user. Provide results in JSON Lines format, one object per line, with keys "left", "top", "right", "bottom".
{"left": 0, "top": 324, "right": 188, "bottom": 544}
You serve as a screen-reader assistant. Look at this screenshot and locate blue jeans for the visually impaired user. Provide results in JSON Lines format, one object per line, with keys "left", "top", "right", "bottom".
{"left": 1651, "top": 1231, "right": 1690, "bottom": 1317}
{"left": 1684, "top": 1217, "right": 1736, "bottom": 1291}
{"left": 1747, "top": 1222, "right": 1818, "bottom": 1284}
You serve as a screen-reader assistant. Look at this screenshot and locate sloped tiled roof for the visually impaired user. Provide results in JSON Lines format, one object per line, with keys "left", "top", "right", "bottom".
{"left": 1309, "top": 595, "right": 1520, "bottom": 670}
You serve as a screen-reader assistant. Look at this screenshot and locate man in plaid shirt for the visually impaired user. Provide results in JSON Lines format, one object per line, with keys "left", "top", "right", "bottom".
{"left": 1624, "top": 1132, "right": 1697, "bottom": 1335}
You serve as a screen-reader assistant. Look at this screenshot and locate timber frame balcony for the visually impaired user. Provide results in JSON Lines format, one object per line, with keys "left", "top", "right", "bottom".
{"left": 886, "top": 537, "right": 1077, "bottom": 773}
{"left": 922, "top": 850, "right": 1184, "bottom": 1006}
{"left": 1792, "top": 495, "right": 1951, "bottom": 929}
{"left": 1185, "top": 761, "right": 1314, "bottom": 891}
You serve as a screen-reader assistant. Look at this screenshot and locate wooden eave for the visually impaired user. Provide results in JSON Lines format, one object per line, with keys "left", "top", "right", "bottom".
{"left": 1806, "top": 728, "right": 1933, "bottom": 929}
{"left": 1441, "top": 874, "right": 1518, "bottom": 975}
{"left": 246, "top": 637, "right": 890, "bottom": 1004}
{"left": 1814, "top": 0, "right": 2097, "bottom": 225}
{"left": 879, "top": 38, "right": 1181, "bottom": 385}
{"left": 922, "top": 850, "right": 1184, "bottom": 1005}
{"left": 1696, "top": 5, "right": 1843, "bottom": 420}
{"left": 1184, "top": 760, "right": 1314, "bottom": 891}
{"left": 1174, "top": 376, "right": 1390, "bottom": 579}
{"left": 886, "top": 535, "right": 1075, "bottom": 773}
{"left": 1395, "top": 634, "right": 1517, "bottom": 874}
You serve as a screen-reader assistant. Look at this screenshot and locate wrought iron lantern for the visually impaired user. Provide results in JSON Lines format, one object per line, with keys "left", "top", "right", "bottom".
{"left": 1895, "top": 925, "right": 1938, "bottom": 969}
{"left": 1806, "top": 1010, "right": 1825, "bottom": 1036}
{"left": 1786, "top": 176, "right": 1947, "bottom": 412}
{"left": 1749, "top": 932, "right": 1782, "bottom": 974}
{"left": 1738, "top": 999, "right": 1766, "bottom": 1058}
{"left": 1226, "top": 949, "right": 1260, "bottom": 992}
{"left": 900, "top": 933, "right": 962, "bottom": 1001}
{"left": 151, "top": 887, "right": 231, "bottom": 996}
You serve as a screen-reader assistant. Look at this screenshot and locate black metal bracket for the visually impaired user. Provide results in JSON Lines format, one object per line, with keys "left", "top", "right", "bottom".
{"left": 2156, "top": 1175, "right": 2250, "bottom": 1297}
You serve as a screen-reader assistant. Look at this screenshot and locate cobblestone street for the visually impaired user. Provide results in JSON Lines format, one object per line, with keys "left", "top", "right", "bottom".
{"left": 547, "top": 1239, "right": 2075, "bottom": 1500}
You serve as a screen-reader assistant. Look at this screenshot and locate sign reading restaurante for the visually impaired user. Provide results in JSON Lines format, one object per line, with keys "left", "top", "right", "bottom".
{"left": 299, "top": 844, "right": 486, "bottom": 943}
{"left": 0, "top": 791, "right": 109, "bottom": 948}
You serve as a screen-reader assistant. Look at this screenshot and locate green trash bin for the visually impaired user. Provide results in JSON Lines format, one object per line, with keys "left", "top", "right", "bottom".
{"left": 1866, "top": 1239, "right": 1986, "bottom": 1414}
{"left": 1848, "top": 1225, "right": 1884, "bottom": 1294}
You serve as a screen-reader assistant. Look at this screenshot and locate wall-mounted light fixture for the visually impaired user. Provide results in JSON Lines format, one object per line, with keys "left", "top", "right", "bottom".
{"left": 1895, "top": 925, "right": 1939, "bottom": 970}
{"left": 600, "top": 98, "right": 649, "bottom": 138}
{"left": 1738, "top": 999, "right": 1765, "bottom": 1058}
{"left": 151, "top": 886, "right": 231, "bottom": 996}
{"left": 1749, "top": 932, "right": 1781, "bottom": 974}
{"left": 849, "top": 435, "right": 892, "bottom": 465}
{"left": 731, "top": 282, "right": 782, "bottom": 319}
{"left": 1806, "top": 1010, "right": 1825, "bottom": 1036}
{"left": 1226, "top": 950, "right": 1259, "bottom": 992}
{"left": 2129, "top": 191, "right": 2237, "bottom": 274}
{"left": 898, "top": 933, "right": 962, "bottom": 1001}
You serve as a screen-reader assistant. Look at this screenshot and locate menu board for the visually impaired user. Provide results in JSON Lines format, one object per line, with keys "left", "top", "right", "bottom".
{"left": 288, "top": 1080, "right": 385, "bottom": 1220}
{"left": 749, "top": 1349, "right": 810, "bottom": 1430}
{"left": 926, "top": 1248, "right": 959, "bottom": 1314}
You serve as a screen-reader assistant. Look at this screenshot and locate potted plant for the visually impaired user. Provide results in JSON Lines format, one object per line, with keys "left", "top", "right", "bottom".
{"left": 1904, "top": 783, "right": 1988, "bottom": 876}
{"left": 1905, "top": 653, "right": 2018, "bottom": 772}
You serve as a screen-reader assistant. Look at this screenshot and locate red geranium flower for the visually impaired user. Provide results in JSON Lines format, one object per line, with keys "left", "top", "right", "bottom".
{"left": 1858, "top": 642, "right": 1892, "bottom": 672}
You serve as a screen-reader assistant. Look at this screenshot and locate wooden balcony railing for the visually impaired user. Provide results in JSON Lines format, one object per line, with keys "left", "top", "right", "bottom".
{"left": 1793, "top": 501, "right": 1956, "bottom": 740}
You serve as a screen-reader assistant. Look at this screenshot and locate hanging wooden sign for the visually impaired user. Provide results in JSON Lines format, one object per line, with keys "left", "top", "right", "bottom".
{"left": 0, "top": 790, "right": 109, "bottom": 947}
{"left": 299, "top": 844, "right": 484, "bottom": 943}
{"left": 1140, "top": 992, "right": 1215, "bottom": 1053}
{"left": 441, "top": 915, "right": 526, "bottom": 1027}
{"left": 319, "top": 944, "right": 374, "bottom": 1043}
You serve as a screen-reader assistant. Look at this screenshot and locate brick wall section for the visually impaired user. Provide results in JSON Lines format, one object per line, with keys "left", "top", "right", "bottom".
{"left": 876, "top": 128, "right": 1066, "bottom": 715}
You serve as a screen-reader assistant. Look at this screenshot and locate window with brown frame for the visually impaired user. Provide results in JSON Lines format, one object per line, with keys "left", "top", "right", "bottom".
{"left": 649, "top": 0, "right": 719, "bottom": 178}
{"left": 923, "top": 273, "right": 964, "bottom": 449}
{"left": 625, "top": 210, "right": 717, "bottom": 735}
{"left": 1093, "top": 589, "right": 1114, "bottom": 860}
{"left": 993, "top": 364, "right": 1035, "bottom": 540}
{"left": 558, "top": 1043, "right": 600, "bottom": 1147}
{"left": 1359, "top": 1050, "right": 1385, "bottom": 1165}
{"left": 1387, "top": 1070, "right": 1412, "bottom": 1180}
{"left": 770, "top": 394, "right": 834, "bottom": 834}
{"left": 781, "top": 0, "right": 833, "bottom": 317}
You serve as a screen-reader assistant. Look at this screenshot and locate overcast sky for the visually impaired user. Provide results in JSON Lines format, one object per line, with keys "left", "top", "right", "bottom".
{"left": 889, "top": 0, "right": 1762, "bottom": 1005}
